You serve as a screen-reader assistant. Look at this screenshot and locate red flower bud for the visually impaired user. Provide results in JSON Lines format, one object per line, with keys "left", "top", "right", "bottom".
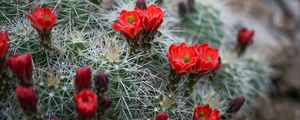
{"left": 193, "top": 105, "right": 220, "bottom": 120}
{"left": 193, "top": 43, "right": 221, "bottom": 75}
{"left": 237, "top": 27, "right": 254, "bottom": 47}
{"left": 95, "top": 72, "right": 109, "bottom": 93}
{"left": 167, "top": 43, "right": 197, "bottom": 74}
{"left": 178, "top": 2, "right": 187, "bottom": 18}
{"left": 0, "top": 31, "right": 9, "bottom": 59}
{"left": 75, "top": 67, "right": 92, "bottom": 91}
{"left": 187, "top": 0, "right": 196, "bottom": 12}
{"left": 135, "top": 0, "right": 147, "bottom": 10}
{"left": 155, "top": 112, "right": 169, "bottom": 120}
{"left": 227, "top": 96, "right": 245, "bottom": 113}
{"left": 74, "top": 89, "right": 98, "bottom": 118}
{"left": 6, "top": 54, "right": 33, "bottom": 85}
{"left": 112, "top": 10, "right": 143, "bottom": 39}
{"left": 98, "top": 96, "right": 112, "bottom": 112}
{"left": 135, "top": 4, "right": 164, "bottom": 32}
{"left": 16, "top": 85, "right": 37, "bottom": 112}
{"left": 27, "top": 7, "right": 57, "bottom": 34}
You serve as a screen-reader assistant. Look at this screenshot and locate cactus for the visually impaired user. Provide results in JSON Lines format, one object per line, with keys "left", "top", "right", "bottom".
{"left": 0, "top": 0, "right": 272, "bottom": 120}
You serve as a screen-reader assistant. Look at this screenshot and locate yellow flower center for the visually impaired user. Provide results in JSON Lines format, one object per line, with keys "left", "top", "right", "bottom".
{"left": 184, "top": 56, "right": 190, "bottom": 63}
{"left": 205, "top": 57, "right": 212, "bottom": 61}
{"left": 199, "top": 112, "right": 205, "bottom": 120}
{"left": 127, "top": 16, "right": 134, "bottom": 24}
{"left": 43, "top": 15, "right": 49, "bottom": 20}
{"left": 199, "top": 112, "right": 205, "bottom": 117}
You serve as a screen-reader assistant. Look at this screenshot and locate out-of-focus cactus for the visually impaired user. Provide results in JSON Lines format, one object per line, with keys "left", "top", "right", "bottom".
{"left": 0, "top": 0, "right": 272, "bottom": 120}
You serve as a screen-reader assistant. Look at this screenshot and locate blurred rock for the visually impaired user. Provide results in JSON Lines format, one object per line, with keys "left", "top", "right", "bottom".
{"left": 255, "top": 95, "right": 300, "bottom": 120}
{"left": 255, "top": 95, "right": 275, "bottom": 120}
{"left": 200, "top": 0, "right": 300, "bottom": 120}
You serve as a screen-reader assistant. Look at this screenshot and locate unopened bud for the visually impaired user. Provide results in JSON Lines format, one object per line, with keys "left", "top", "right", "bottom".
{"left": 136, "top": 0, "right": 147, "bottom": 10}
{"left": 99, "top": 96, "right": 112, "bottom": 112}
{"left": 16, "top": 84, "right": 37, "bottom": 113}
{"left": 187, "top": 0, "right": 195, "bottom": 12}
{"left": 227, "top": 96, "right": 245, "bottom": 113}
{"left": 95, "top": 72, "right": 109, "bottom": 93}
{"left": 178, "top": 2, "right": 187, "bottom": 18}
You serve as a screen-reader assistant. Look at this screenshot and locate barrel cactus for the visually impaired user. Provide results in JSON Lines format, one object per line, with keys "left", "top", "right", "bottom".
{"left": 0, "top": 0, "right": 272, "bottom": 120}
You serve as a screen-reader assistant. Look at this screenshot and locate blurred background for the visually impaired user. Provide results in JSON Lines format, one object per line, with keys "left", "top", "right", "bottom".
{"left": 213, "top": 0, "right": 300, "bottom": 119}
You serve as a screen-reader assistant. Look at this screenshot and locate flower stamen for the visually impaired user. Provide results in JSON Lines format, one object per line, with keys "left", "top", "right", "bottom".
{"left": 127, "top": 16, "right": 134, "bottom": 24}
{"left": 43, "top": 15, "right": 49, "bottom": 20}
{"left": 184, "top": 56, "right": 190, "bottom": 63}
{"left": 205, "top": 57, "right": 212, "bottom": 61}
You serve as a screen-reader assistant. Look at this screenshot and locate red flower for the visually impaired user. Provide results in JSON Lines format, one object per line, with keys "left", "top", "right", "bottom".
{"left": 237, "top": 27, "right": 254, "bottom": 47}
{"left": 135, "top": 4, "right": 164, "bottom": 32}
{"left": 28, "top": 7, "right": 57, "bottom": 34}
{"left": 167, "top": 43, "right": 197, "bottom": 74}
{"left": 16, "top": 85, "right": 37, "bottom": 111}
{"left": 112, "top": 10, "right": 143, "bottom": 39}
{"left": 193, "top": 43, "right": 221, "bottom": 75}
{"left": 75, "top": 67, "right": 92, "bottom": 91}
{"left": 155, "top": 112, "right": 169, "bottom": 120}
{"left": 74, "top": 89, "right": 98, "bottom": 118}
{"left": 0, "top": 31, "right": 9, "bottom": 58}
{"left": 6, "top": 54, "right": 33, "bottom": 85}
{"left": 193, "top": 105, "right": 220, "bottom": 120}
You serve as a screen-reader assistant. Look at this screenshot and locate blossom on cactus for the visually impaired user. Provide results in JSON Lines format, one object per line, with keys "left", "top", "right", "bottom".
{"left": 167, "top": 43, "right": 197, "bottom": 74}
{"left": 95, "top": 72, "right": 109, "bottom": 93}
{"left": 227, "top": 96, "right": 245, "bottom": 113}
{"left": 237, "top": 27, "right": 254, "bottom": 47}
{"left": 155, "top": 112, "right": 169, "bottom": 120}
{"left": 193, "top": 105, "right": 220, "bottom": 120}
{"left": 6, "top": 53, "right": 33, "bottom": 85}
{"left": 27, "top": 7, "right": 57, "bottom": 34}
{"left": 16, "top": 84, "right": 37, "bottom": 111}
{"left": 75, "top": 67, "right": 92, "bottom": 91}
{"left": 98, "top": 96, "right": 112, "bottom": 112}
{"left": 112, "top": 10, "right": 143, "bottom": 39}
{"left": 0, "top": 31, "right": 9, "bottom": 59}
{"left": 113, "top": 2, "right": 164, "bottom": 52}
{"left": 193, "top": 43, "right": 221, "bottom": 75}
{"left": 74, "top": 89, "right": 98, "bottom": 118}
{"left": 135, "top": 4, "right": 164, "bottom": 32}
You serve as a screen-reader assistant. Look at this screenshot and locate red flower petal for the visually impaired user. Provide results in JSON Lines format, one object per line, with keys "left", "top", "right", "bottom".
{"left": 6, "top": 54, "right": 33, "bottom": 85}
{"left": 208, "top": 109, "right": 220, "bottom": 120}
{"left": 0, "top": 31, "right": 9, "bottom": 58}
{"left": 136, "top": 4, "right": 164, "bottom": 32}
{"left": 155, "top": 112, "right": 169, "bottom": 120}
{"left": 193, "top": 42, "right": 221, "bottom": 75}
{"left": 16, "top": 85, "right": 37, "bottom": 111}
{"left": 27, "top": 7, "right": 57, "bottom": 34}
{"left": 193, "top": 105, "right": 220, "bottom": 120}
{"left": 74, "top": 67, "right": 92, "bottom": 90}
{"left": 74, "top": 89, "right": 98, "bottom": 118}
{"left": 237, "top": 27, "right": 254, "bottom": 47}
{"left": 167, "top": 43, "right": 197, "bottom": 74}
{"left": 194, "top": 104, "right": 212, "bottom": 119}
{"left": 112, "top": 10, "right": 143, "bottom": 39}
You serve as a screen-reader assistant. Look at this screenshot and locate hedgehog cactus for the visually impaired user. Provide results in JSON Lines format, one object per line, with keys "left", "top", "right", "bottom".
{"left": 0, "top": 0, "right": 271, "bottom": 120}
